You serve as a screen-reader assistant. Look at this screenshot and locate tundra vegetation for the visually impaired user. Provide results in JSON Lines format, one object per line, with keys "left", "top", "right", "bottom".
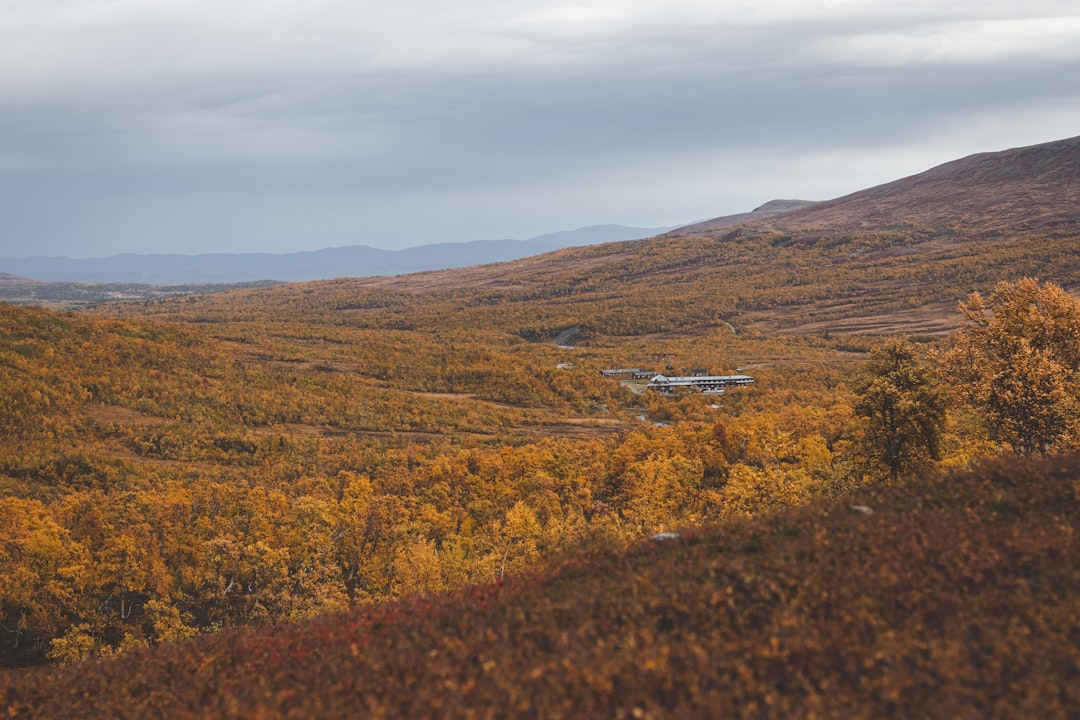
{"left": 5, "top": 451, "right": 1078, "bottom": 718}
{"left": 0, "top": 272, "right": 1078, "bottom": 717}
{"left": 1, "top": 276, "right": 1077, "bottom": 667}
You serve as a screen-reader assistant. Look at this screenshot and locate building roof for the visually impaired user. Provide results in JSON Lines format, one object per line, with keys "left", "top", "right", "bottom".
{"left": 600, "top": 368, "right": 643, "bottom": 376}
{"left": 650, "top": 374, "right": 753, "bottom": 384}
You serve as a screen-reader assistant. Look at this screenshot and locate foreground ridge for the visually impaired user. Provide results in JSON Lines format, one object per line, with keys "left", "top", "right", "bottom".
{"left": 5, "top": 453, "right": 1079, "bottom": 718}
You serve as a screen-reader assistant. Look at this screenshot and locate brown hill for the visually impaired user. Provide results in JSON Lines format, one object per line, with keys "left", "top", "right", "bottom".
{"left": 596, "top": 135, "right": 1080, "bottom": 241}
{"left": 109, "top": 135, "right": 1080, "bottom": 339}
{"left": 759, "top": 135, "right": 1080, "bottom": 234}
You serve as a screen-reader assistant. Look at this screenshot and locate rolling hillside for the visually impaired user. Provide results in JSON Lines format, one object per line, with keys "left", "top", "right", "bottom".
{"left": 113, "top": 136, "right": 1080, "bottom": 339}
{"left": 759, "top": 135, "right": 1080, "bottom": 234}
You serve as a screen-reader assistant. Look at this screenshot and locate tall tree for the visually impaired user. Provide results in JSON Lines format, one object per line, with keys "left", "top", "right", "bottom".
{"left": 854, "top": 338, "right": 946, "bottom": 483}
{"left": 943, "top": 278, "right": 1080, "bottom": 455}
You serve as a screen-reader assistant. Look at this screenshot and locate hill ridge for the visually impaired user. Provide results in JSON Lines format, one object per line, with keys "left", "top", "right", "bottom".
{"left": 761, "top": 134, "right": 1080, "bottom": 233}
{"left": 667, "top": 198, "right": 818, "bottom": 236}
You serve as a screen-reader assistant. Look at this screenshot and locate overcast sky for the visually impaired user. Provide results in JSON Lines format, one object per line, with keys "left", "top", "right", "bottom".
{"left": 2, "top": 0, "right": 1079, "bottom": 257}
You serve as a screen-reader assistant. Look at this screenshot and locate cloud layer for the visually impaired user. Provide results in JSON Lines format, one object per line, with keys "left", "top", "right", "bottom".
{"left": 3, "top": 0, "right": 1080, "bottom": 256}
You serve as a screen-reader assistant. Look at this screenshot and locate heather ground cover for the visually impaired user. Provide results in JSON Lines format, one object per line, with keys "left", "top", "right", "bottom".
{"left": 5, "top": 453, "right": 1078, "bottom": 719}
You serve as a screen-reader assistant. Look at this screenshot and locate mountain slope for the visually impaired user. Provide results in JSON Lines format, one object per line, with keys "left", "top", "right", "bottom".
{"left": 115, "top": 137, "right": 1080, "bottom": 339}
{"left": 11, "top": 136, "right": 1079, "bottom": 334}
{"left": 761, "top": 135, "right": 1080, "bottom": 234}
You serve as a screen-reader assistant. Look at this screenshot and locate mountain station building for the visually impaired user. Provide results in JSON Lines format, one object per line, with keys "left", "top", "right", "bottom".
{"left": 646, "top": 374, "right": 755, "bottom": 395}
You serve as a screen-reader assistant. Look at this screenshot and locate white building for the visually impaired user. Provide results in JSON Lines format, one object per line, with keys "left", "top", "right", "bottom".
{"left": 646, "top": 374, "right": 754, "bottom": 395}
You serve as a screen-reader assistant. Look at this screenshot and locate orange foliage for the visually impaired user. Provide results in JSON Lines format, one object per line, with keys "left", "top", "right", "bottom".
{"left": 4, "top": 453, "right": 1079, "bottom": 717}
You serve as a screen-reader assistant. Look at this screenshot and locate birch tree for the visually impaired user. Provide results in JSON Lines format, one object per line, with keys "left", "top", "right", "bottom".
{"left": 943, "top": 279, "right": 1080, "bottom": 455}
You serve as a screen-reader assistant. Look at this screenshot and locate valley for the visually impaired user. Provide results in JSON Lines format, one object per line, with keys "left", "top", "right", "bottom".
{"left": 2, "top": 135, "right": 1079, "bottom": 717}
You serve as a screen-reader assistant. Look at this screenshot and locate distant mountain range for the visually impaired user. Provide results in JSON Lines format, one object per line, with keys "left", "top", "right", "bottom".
{"left": 0, "top": 224, "right": 678, "bottom": 285}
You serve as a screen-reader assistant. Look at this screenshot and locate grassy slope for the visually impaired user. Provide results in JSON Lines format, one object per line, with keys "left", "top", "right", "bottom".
{"left": 5, "top": 453, "right": 1079, "bottom": 719}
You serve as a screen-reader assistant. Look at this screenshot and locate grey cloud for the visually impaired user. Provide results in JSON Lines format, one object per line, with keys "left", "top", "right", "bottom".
{"left": 2, "top": 1, "right": 1080, "bottom": 257}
